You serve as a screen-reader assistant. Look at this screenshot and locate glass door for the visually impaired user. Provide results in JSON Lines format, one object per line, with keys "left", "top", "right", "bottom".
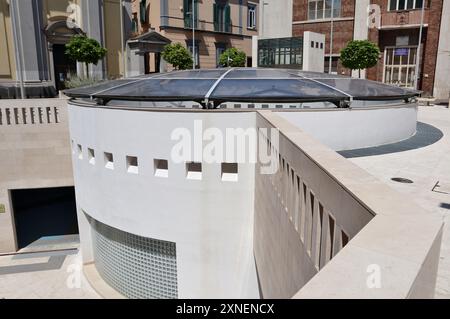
{"left": 383, "top": 46, "right": 418, "bottom": 88}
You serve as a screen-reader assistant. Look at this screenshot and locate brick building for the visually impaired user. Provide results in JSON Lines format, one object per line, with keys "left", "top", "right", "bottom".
{"left": 292, "top": 0, "right": 450, "bottom": 100}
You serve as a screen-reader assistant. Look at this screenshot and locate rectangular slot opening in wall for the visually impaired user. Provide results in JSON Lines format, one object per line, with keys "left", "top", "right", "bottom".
{"left": 341, "top": 231, "right": 349, "bottom": 249}
{"left": 104, "top": 152, "right": 114, "bottom": 170}
{"left": 154, "top": 159, "right": 168, "bottom": 178}
{"left": 88, "top": 148, "right": 96, "bottom": 165}
{"left": 127, "top": 156, "right": 139, "bottom": 174}
{"left": 222, "top": 163, "right": 238, "bottom": 182}
{"left": 77, "top": 145, "right": 83, "bottom": 160}
{"left": 186, "top": 162, "right": 202, "bottom": 180}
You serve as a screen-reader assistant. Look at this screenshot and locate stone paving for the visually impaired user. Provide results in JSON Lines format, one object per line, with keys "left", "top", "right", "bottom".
{"left": 346, "top": 105, "right": 450, "bottom": 299}
{"left": 0, "top": 246, "right": 100, "bottom": 299}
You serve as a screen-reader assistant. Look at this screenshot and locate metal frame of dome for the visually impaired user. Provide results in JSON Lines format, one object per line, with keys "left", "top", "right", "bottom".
{"left": 64, "top": 68, "right": 420, "bottom": 109}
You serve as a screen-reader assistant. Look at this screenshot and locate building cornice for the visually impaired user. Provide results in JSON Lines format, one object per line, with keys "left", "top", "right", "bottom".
{"left": 379, "top": 24, "right": 429, "bottom": 30}
{"left": 293, "top": 17, "right": 354, "bottom": 25}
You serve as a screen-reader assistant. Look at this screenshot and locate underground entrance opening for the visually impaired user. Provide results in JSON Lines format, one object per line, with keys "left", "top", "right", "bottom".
{"left": 11, "top": 187, "right": 79, "bottom": 250}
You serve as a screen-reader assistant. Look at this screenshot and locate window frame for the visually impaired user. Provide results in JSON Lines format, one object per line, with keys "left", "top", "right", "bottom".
{"left": 247, "top": 4, "right": 257, "bottom": 29}
{"left": 216, "top": 43, "right": 228, "bottom": 67}
{"left": 388, "top": 0, "right": 424, "bottom": 11}
{"left": 187, "top": 40, "right": 201, "bottom": 69}
{"left": 184, "top": 0, "right": 199, "bottom": 29}
{"left": 308, "top": 0, "right": 341, "bottom": 21}
{"left": 214, "top": 1, "right": 231, "bottom": 33}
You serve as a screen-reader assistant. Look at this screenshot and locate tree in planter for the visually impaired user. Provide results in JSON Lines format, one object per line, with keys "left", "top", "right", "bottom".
{"left": 340, "top": 40, "right": 380, "bottom": 78}
{"left": 161, "top": 43, "right": 193, "bottom": 70}
{"left": 219, "top": 48, "right": 246, "bottom": 67}
{"left": 65, "top": 35, "right": 107, "bottom": 78}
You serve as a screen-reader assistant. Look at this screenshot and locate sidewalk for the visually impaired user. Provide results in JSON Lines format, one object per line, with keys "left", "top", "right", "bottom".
{"left": 348, "top": 105, "right": 450, "bottom": 298}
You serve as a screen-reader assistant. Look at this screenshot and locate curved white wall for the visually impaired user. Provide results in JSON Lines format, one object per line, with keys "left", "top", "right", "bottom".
{"left": 68, "top": 101, "right": 418, "bottom": 299}
{"left": 68, "top": 104, "right": 259, "bottom": 299}
{"left": 278, "top": 105, "right": 418, "bottom": 151}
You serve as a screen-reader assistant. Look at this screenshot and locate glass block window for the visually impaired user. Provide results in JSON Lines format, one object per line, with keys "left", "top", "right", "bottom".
{"left": 90, "top": 217, "right": 178, "bottom": 299}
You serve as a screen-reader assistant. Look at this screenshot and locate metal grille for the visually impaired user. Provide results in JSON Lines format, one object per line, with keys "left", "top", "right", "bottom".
{"left": 90, "top": 218, "right": 178, "bottom": 299}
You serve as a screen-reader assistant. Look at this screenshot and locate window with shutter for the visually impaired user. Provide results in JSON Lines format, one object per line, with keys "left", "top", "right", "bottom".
{"left": 140, "top": 0, "right": 147, "bottom": 24}
{"left": 225, "top": 3, "right": 231, "bottom": 32}
{"left": 184, "top": 0, "right": 199, "bottom": 29}
{"left": 213, "top": 3, "right": 219, "bottom": 31}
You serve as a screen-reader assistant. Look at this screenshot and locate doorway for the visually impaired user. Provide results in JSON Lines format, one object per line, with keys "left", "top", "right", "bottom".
{"left": 52, "top": 44, "right": 77, "bottom": 91}
{"left": 383, "top": 46, "right": 419, "bottom": 88}
{"left": 11, "top": 187, "right": 79, "bottom": 250}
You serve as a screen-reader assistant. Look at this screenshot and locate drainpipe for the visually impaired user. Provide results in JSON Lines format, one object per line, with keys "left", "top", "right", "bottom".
{"left": 414, "top": 1, "right": 425, "bottom": 91}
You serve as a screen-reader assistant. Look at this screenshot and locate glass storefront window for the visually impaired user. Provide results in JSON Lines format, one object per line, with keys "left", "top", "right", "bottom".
{"left": 258, "top": 37, "right": 304, "bottom": 69}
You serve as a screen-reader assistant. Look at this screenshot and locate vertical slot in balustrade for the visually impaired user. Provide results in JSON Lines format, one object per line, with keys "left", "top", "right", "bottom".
{"left": 300, "top": 182, "right": 307, "bottom": 242}
{"left": 295, "top": 176, "right": 301, "bottom": 232}
{"left": 315, "top": 204, "right": 324, "bottom": 269}
{"left": 341, "top": 231, "right": 349, "bottom": 249}
{"left": 54, "top": 107, "right": 60, "bottom": 123}
{"left": 14, "top": 108, "right": 19, "bottom": 124}
{"left": 5, "top": 108, "right": 11, "bottom": 125}
{"left": 30, "top": 108, "right": 36, "bottom": 124}
{"left": 38, "top": 107, "right": 44, "bottom": 124}
{"left": 308, "top": 192, "right": 315, "bottom": 255}
{"left": 328, "top": 215, "right": 336, "bottom": 261}
{"left": 46, "top": 107, "right": 52, "bottom": 123}
{"left": 289, "top": 169, "right": 295, "bottom": 220}
{"left": 22, "top": 108, "right": 27, "bottom": 125}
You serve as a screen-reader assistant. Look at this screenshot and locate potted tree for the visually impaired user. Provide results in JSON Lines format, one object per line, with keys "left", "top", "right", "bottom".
{"left": 340, "top": 40, "right": 380, "bottom": 78}
{"left": 161, "top": 43, "right": 194, "bottom": 70}
{"left": 219, "top": 48, "right": 247, "bottom": 67}
{"left": 65, "top": 35, "right": 107, "bottom": 79}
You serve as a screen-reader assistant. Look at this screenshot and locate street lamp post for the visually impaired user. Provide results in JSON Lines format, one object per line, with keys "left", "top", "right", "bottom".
{"left": 120, "top": 0, "right": 126, "bottom": 78}
{"left": 192, "top": 0, "right": 196, "bottom": 70}
{"left": 414, "top": 1, "right": 426, "bottom": 90}
{"left": 329, "top": 0, "right": 335, "bottom": 74}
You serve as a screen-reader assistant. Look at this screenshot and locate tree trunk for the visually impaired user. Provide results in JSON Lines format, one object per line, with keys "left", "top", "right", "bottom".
{"left": 85, "top": 63, "right": 90, "bottom": 79}
{"left": 358, "top": 69, "right": 361, "bottom": 79}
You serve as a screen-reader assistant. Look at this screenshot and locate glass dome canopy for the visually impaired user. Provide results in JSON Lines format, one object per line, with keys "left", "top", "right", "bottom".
{"left": 64, "top": 68, "right": 420, "bottom": 108}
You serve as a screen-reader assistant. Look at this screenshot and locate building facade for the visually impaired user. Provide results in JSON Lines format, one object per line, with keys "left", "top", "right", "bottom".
{"left": 0, "top": 0, "right": 131, "bottom": 99}
{"left": 292, "top": 0, "right": 450, "bottom": 100}
{"left": 129, "top": 0, "right": 259, "bottom": 72}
